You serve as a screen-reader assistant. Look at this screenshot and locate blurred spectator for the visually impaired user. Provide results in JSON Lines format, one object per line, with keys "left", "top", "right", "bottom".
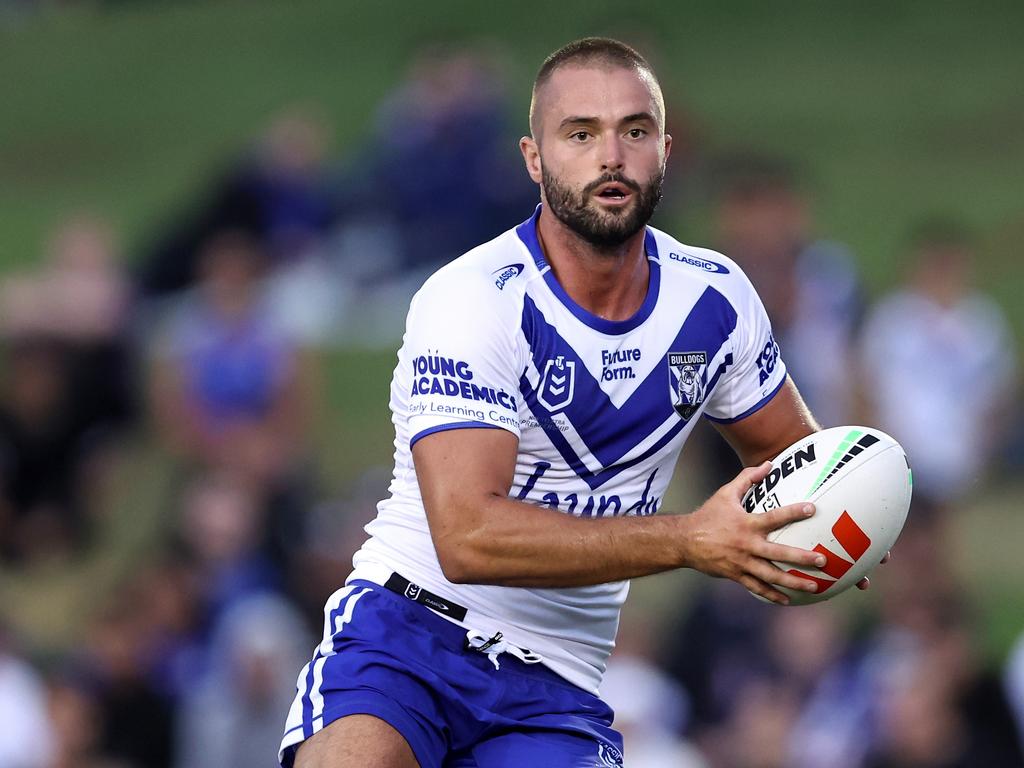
{"left": 328, "top": 43, "right": 537, "bottom": 345}
{"left": 137, "top": 107, "right": 336, "bottom": 299}
{"left": 0, "top": 337, "right": 85, "bottom": 561}
{"left": 663, "top": 585, "right": 873, "bottom": 768}
{"left": 864, "top": 589, "right": 1023, "bottom": 768}
{"left": 0, "top": 214, "right": 138, "bottom": 562}
{"left": 663, "top": 164, "right": 935, "bottom": 767}
{"left": 285, "top": 465, "right": 391, "bottom": 625}
{"left": 602, "top": 613, "right": 706, "bottom": 767}
{"left": 350, "top": 44, "right": 535, "bottom": 271}
{"left": 123, "top": 473, "right": 293, "bottom": 713}
{"left": 73, "top": 593, "right": 176, "bottom": 768}
{"left": 149, "top": 229, "right": 319, "bottom": 582}
{"left": 1003, "top": 629, "right": 1024, "bottom": 756}
{"left": 1, "top": 214, "right": 138, "bottom": 432}
{"left": 129, "top": 548, "right": 207, "bottom": 702}
{"left": 859, "top": 218, "right": 1018, "bottom": 505}
{"left": 0, "top": 624, "right": 54, "bottom": 767}
{"left": 47, "top": 675, "right": 122, "bottom": 768}
{"left": 174, "top": 593, "right": 311, "bottom": 768}
{"left": 776, "top": 607, "right": 875, "bottom": 768}
{"left": 658, "top": 581, "right": 775, "bottom": 736}
{"left": 177, "top": 471, "right": 280, "bottom": 628}
{"left": 718, "top": 678, "right": 801, "bottom": 768}
{"left": 150, "top": 230, "right": 314, "bottom": 489}
{"left": 136, "top": 107, "right": 343, "bottom": 344}
{"left": 713, "top": 154, "right": 862, "bottom": 429}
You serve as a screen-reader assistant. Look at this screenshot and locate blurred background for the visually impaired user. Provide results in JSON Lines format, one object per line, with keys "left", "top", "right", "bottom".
{"left": 1, "top": 1, "right": 1022, "bottom": 766}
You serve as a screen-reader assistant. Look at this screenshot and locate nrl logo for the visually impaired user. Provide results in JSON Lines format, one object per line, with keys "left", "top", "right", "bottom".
{"left": 668, "top": 351, "right": 707, "bottom": 419}
{"left": 537, "top": 355, "right": 575, "bottom": 412}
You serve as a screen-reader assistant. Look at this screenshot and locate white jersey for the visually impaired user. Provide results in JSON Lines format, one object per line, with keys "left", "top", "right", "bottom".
{"left": 351, "top": 206, "right": 787, "bottom": 693}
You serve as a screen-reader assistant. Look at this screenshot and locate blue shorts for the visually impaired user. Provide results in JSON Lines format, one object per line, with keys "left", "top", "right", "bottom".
{"left": 279, "top": 579, "right": 624, "bottom": 767}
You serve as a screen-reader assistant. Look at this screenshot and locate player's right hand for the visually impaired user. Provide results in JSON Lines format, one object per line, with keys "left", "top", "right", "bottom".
{"left": 680, "top": 461, "right": 827, "bottom": 605}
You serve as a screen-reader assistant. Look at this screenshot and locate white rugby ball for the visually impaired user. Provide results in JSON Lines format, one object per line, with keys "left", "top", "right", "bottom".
{"left": 741, "top": 425, "right": 912, "bottom": 605}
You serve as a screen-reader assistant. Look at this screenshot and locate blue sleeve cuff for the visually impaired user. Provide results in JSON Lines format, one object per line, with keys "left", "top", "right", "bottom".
{"left": 704, "top": 375, "right": 788, "bottom": 425}
{"left": 409, "top": 421, "right": 505, "bottom": 450}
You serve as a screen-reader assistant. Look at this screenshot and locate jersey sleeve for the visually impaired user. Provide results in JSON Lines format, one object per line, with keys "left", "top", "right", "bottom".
{"left": 702, "top": 270, "right": 788, "bottom": 423}
{"left": 401, "top": 270, "right": 524, "bottom": 448}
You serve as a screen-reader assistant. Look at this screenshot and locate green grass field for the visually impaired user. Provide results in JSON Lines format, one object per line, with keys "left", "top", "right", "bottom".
{"left": 2, "top": 0, "right": 1022, "bottom": 313}
{"left": 1, "top": 1, "right": 1022, "bottom": 656}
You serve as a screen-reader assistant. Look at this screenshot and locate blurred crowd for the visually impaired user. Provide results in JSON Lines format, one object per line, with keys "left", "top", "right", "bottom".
{"left": 0, "top": 44, "right": 1022, "bottom": 768}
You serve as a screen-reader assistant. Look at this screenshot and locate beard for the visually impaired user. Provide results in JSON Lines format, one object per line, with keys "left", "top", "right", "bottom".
{"left": 542, "top": 166, "right": 664, "bottom": 250}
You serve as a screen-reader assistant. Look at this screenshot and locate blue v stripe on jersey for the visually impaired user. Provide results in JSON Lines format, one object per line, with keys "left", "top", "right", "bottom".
{"left": 518, "top": 376, "right": 685, "bottom": 493}
{"left": 518, "top": 286, "right": 739, "bottom": 489}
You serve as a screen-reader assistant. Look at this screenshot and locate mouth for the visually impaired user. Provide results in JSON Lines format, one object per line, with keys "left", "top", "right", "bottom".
{"left": 593, "top": 182, "right": 634, "bottom": 206}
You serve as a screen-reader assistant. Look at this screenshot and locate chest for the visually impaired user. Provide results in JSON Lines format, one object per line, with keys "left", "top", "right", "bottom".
{"left": 514, "top": 286, "right": 739, "bottom": 492}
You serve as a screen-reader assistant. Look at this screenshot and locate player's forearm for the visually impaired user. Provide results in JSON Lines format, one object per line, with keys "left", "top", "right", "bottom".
{"left": 431, "top": 494, "right": 696, "bottom": 587}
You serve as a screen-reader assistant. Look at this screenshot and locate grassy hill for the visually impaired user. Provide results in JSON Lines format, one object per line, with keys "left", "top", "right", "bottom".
{"left": 1, "top": 0, "right": 1022, "bottom": 315}
{"left": 4, "top": 0, "right": 1021, "bottom": 479}
{"left": 1, "top": 0, "right": 1022, "bottom": 655}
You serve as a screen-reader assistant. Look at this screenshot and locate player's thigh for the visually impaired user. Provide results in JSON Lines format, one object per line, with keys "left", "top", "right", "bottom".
{"left": 294, "top": 714, "right": 419, "bottom": 768}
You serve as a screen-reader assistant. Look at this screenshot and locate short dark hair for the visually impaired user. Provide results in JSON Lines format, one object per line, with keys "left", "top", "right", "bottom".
{"left": 535, "top": 37, "right": 655, "bottom": 90}
{"left": 530, "top": 37, "right": 663, "bottom": 135}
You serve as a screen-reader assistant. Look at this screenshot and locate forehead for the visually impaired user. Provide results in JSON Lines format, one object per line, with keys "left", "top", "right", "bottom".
{"left": 534, "top": 64, "right": 662, "bottom": 132}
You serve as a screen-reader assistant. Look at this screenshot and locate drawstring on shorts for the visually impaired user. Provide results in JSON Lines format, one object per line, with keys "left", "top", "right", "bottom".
{"left": 464, "top": 630, "right": 544, "bottom": 671}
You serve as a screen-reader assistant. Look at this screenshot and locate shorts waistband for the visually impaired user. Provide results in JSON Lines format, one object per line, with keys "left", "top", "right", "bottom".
{"left": 383, "top": 572, "right": 468, "bottom": 622}
{"left": 347, "top": 565, "right": 545, "bottom": 673}
{"left": 346, "top": 563, "right": 565, "bottom": 684}
{"left": 348, "top": 562, "right": 471, "bottom": 625}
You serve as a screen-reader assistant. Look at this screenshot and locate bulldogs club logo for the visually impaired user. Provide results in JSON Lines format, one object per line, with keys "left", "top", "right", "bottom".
{"left": 668, "top": 351, "right": 707, "bottom": 419}
{"left": 537, "top": 355, "right": 576, "bottom": 412}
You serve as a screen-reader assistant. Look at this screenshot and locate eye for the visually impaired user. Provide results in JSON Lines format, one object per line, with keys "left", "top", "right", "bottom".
{"left": 626, "top": 127, "right": 647, "bottom": 139}
{"left": 569, "top": 130, "right": 591, "bottom": 142}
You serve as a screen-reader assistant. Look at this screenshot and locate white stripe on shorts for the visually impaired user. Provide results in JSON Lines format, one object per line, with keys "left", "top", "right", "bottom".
{"left": 309, "top": 586, "right": 371, "bottom": 729}
{"left": 283, "top": 585, "right": 359, "bottom": 738}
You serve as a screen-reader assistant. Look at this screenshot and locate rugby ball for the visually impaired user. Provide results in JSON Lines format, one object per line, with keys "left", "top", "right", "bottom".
{"left": 741, "top": 425, "right": 912, "bottom": 605}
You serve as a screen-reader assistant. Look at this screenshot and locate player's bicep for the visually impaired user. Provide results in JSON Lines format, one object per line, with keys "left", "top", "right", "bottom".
{"left": 713, "top": 376, "right": 819, "bottom": 467}
{"left": 412, "top": 427, "right": 519, "bottom": 576}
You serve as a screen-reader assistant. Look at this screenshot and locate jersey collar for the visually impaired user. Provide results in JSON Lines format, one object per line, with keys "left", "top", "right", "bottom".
{"left": 515, "top": 204, "right": 661, "bottom": 335}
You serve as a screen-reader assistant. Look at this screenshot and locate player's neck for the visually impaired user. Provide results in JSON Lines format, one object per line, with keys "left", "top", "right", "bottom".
{"left": 536, "top": 208, "right": 650, "bottom": 323}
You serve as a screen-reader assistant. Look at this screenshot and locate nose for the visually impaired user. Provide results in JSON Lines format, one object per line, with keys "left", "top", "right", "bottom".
{"left": 601, "top": 134, "right": 625, "bottom": 173}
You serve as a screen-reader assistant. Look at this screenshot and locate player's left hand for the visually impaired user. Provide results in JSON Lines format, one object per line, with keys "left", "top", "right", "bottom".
{"left": 854, "top": 550, "right": 891, "bottom": 590}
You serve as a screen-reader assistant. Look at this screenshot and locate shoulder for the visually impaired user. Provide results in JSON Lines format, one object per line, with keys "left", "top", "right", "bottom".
{"left": 410, "top": 228, "right": 535, "bottom": 324}
{"left": 648, "top": 227, "right": 761, "bottom": 310}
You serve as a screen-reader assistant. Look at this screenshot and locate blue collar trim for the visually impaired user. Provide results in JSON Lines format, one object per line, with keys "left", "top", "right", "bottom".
{"left": 515, "top": 204, "right": 660, "bottom": 335}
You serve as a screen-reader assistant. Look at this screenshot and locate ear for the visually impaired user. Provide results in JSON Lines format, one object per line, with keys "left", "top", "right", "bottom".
{"left": 519, "top": 136, "right": 543, "bottom": 185}
{"left": 663, "top": 133, "right": 673, "bottom": 164}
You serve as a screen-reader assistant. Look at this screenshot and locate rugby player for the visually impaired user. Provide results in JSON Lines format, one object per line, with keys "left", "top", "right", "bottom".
{"left": 281, "top": 37, "right": 872, "bottom": 768}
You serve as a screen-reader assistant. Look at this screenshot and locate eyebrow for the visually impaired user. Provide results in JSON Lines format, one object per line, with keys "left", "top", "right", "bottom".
{"left": 621, "top": 112, "right": 657, "bottom": 125}
{"left": 557, "top": 112, "right": 658, "bottom": 130}
{"left": 558, "top": 116, "right": 600, "bottom": 130}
